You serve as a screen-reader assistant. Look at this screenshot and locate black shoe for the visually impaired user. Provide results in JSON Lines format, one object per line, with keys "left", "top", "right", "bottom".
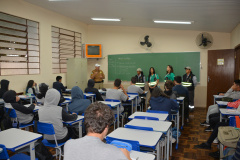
{"left": 200, "top": 121, "right": 210, "bottom": 126}
{"left": 194, "top": 143, "right": 211, "bottom": 149}
{"left": 209, "top": 150, "right": 220, "bottom": 159}
{"left": 205, "top": 126, "right": 213, "bottom": 132}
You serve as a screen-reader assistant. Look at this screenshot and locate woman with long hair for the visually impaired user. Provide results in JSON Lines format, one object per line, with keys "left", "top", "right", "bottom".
{"left": 147, "top": 67, "right": 159, "bottom": 93}
{"left": 164, "top": 65, "right": 175, "bottom": 81}
{"left": 26, "top": 80, "right": 39, "bottom": 96}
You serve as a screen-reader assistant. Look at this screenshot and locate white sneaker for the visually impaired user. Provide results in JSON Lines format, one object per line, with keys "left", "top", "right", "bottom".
{"left": 213, "top": 138, "right": 219, "bottom": 144}
{"left": 171, "top": 138, "right": 176, "bottom": 143}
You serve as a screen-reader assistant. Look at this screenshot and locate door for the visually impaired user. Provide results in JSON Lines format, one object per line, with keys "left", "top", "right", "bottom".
{"left": 234, "top": 46, "right": 240, "bottom": 80}
{"left": 207, "top": 49, "right": 235, "bottom": 109}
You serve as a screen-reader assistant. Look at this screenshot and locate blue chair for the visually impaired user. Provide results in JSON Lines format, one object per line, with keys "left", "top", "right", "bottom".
{"left": 4, "top": 108, "right": 34, "bottom": 130}
{"left": 106, "top": 137, "right": 140, "bottom": 151}
{"left": 105, "top": 99, "right": 125, "bottom": 129}
{"left": 147, "top": 109, "right": 169, "bottom": 120}
{"left": 110, "top": 140, "right": 132, "bottom": 152}
{"left": 0, "top": 144, "right": 38, "bottom": 160}
{"left": 125, "top": 124, "right": 153, "bottom": 131}
{"left": 37, "top": 122, "right": 67, "bottom": 160}
{"left": 134, "top": 116, "right": 159, "bottom": 121}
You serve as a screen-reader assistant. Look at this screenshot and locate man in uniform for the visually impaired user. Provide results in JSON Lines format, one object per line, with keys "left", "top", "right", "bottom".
{"left": 90, "top": 64, "right": 105, "bottom": 89}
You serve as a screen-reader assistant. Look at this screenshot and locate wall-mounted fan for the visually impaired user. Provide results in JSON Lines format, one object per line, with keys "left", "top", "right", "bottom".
{"left": 139, "top": 35, "right": 154, "bottom": 50}
{"left": 195, "top": 32, "right": 213, "bottom": 49}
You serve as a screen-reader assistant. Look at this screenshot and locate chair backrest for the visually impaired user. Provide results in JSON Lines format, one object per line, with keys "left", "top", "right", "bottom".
{"left": 4, "top": 108, "right": 17, "bottom": 118}
{"left": 37, "top": 121, "right": 55, "bottom": 135}
{"left": 229, "top": 116, "right": 236, "bottom": 127}
{"left": 0, "top": 144, "right": 9, "bottom": 159}
{"left": 106, "top": 137, "right": 140, "bottom": 151}
{"left": 110, "top": 140, "right": 132, "bottom": 152}
{"left": 105, "top": 99, "right": 121, "bottom": 102}
{"left": 134, "top": 116, "right": 159, "bottom": 121}
{"left": 125, "top": 124, "right": 153, "bottom": 131}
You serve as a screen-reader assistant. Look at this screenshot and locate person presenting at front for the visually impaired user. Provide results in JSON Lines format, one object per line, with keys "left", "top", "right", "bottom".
{"left": 135, "top": 68, "right": 145, "bottom": 83}
{"left": 164, "top": 65, "right": 175, "bottom": 81}
{"left": 90, "top": 64, "right": 105, "bottom": 89}
{"left": 64, "top": 102, "right": 131, "bottom": 160}
{"left": 147, "top": 67, "right": 159, "bottom": 93}
{"left": 183, "top": 66, "right": 197, "bottom": 109}
{"left": 106, "top": 79, "right": 129, "bottom": 114}
{"left": 149, "top": 87, "right": 179, "bottom": 118}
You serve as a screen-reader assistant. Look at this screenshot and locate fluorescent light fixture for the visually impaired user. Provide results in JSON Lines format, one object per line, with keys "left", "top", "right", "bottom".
{"left": 91, "top": 18, "right": 121, "bottom": 21}
{"left": 153, "top": 20, "right": 193, "bottom": 24}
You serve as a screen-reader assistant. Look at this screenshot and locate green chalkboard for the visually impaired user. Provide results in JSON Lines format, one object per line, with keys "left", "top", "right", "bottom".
{"left": 108, "top": 52, "right": 200, "bottom": 82}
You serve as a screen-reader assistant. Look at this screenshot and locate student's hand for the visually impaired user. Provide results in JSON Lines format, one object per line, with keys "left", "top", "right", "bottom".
{"left": 72, "top": 113, "right": 77, "bottom": 115}
{"left": 120, "top": 84, "right": 124, "bottom": 90}
{"left": 219, "top": 93, "right": 225, "bottom": 96}
{"left": 120, "top": 148, "right": 131, "bottom": 160}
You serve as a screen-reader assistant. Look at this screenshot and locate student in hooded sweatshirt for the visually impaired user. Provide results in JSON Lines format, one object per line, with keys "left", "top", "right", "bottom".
{"left": 69, "top": 86, "right": 91, "bottom": 115}
{"left": 36, "top": 83, "right": 49, "bottom": 105}
{"left": 150, "top": 87, "right": 179, "bottom": 118}
{"left": 84, "top": 79, "right": 104, "bottom": 101}
{"left": 0, "top": 79, "right": 9, "bottom": 98}
{"left": 3, "top": 90, "right": 35, "bottom": 124}
{"left": 39, "top": 88, "right": 78, "bottom": 144}
{"left": 26, "top": 80, "right": 39, "bottom": 96}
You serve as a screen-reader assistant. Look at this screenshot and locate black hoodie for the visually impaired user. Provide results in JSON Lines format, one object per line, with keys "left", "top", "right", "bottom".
{"left": 84, "top": 79, "right": 104, "bottom": 101}
{"left": 3, "top": 90, "right": 35, "bottom": 124}
{"left": 0, "top": 79, "right": 9, "bottom": 98}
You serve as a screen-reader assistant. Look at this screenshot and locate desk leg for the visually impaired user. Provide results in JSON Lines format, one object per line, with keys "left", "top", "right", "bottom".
{"left": 131, "top": 100, "right": 133, "bottom": 115}
{"left": 167, "top": 129, "right": 170, "bottom": 160}
{"left": 220, "top": 113, "right": 222, "bottom": 122}
{"left": 30, "top": 142, "right": 35, "bottom": 160}
{"left": 117, "top": 104, "right": 120, "bottom": 128}
{"left": 135, "top": 97, "right": 137, "bottom": 112}
{"left": 156, "top": 141, "right": 160, "bottom": 160}
{"left": 92, "top": 96, "right": 94, "bottom": 103}
{"left": 220, "top": 143, "right": 224, "bottom": 160}
{"left": 176, "top": 111, "right": 179, "bottom": 150}
{"left": 79, "top": 120, "right": 83, "bottom": 138}
{"left": 181, "top": 101, "right": 184, "bottom": 129}
{"left": 30, "top": 98, "right": 32, "bottom": 104}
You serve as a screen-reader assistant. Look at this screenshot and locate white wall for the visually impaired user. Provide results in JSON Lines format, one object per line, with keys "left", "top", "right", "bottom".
{"left": 87, "top": 25, "right": 231, "bottom": 107}
{"left": 0, "top": 0, "right": 88, "bottom": 93}
{"left": 231, "top": 24, "right": 240, "bottom": 48}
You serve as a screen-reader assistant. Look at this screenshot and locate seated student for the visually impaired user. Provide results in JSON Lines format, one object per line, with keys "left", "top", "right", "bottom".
{"left": 84, "top": 79, "right": 104, "bottom": 101}
{"left": 164, "top": 80, "right": 177, "bottom": 99}
{"left": 106, "top": 79, "right": 129, "bottom": 114}
{"left": 64, "top": 102, "right": 131, "bottom": 160}
{"left": 0, "top": 79, "right": 9, "bottom": 98}
{"left": 68, "top": 86, "right": 91, "bottom": 115}
{"left": 38, "top": 88, "right": 78, "bottom": 144}
{"left": 3, "top": 90, "right": 35, "bottom": 124}
{"left": 150, "top": 87, "right": 179, "bottom": 117}
{"left": 36, "top": 83, "right": 48, "bottom": 105}
{"left": 127, "top": 77, "right": 144, "bottom": 105}
{"left": 201, "top": 79, "right": 240, "bottom": 126}
{"left": 26, "top": 80, "right": 39, "bottom": 96}
{"left": 53, "top": 76, "right": 66, "bottom": 95}
{"left": 172, "top": 76, "right": 189, "bottom": 122}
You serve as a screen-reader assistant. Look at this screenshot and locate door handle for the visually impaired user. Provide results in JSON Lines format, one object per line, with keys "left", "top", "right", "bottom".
{"left": 208, "top": 76, "right": 211, "bottom": 82}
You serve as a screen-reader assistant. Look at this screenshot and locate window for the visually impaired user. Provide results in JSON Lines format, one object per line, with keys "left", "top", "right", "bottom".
{"left": 0, "top": 12, "right": 40, "bottom": 75}
{"left": 51, "top": 26, "right": 82, "bottom": 73}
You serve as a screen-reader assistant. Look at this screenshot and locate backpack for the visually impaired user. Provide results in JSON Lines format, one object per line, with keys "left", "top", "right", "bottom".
{"left": 0, "top": 108, "right": 12, "bottom": 130}
{"left": 218, "top": 126, "right": 240, "bottom": 148}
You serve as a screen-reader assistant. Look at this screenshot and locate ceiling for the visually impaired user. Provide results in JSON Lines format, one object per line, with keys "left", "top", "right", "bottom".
{"left": 24, "top": 0, "right": 240, "bottom": 32}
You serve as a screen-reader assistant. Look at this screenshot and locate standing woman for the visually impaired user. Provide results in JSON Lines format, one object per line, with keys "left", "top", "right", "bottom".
{"left": 164, "top": 65, "right": 175, "bottom": 81}
{"left": 26, "top": 80, "right": 39, "bottom": 96}
{"left": 147, "top": 67, "right": 159, "bottom": 93}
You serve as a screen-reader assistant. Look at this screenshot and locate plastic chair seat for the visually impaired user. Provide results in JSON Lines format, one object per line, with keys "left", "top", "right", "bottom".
{"left": 42, "top": 139, "right": 66, "bottom": 148}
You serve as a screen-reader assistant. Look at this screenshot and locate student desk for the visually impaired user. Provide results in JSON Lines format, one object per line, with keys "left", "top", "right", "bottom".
{"left": 63, "top": 115, "right": 84, "bottom": 138}
{"left": 139, "top": 91, "right": 148, "bottom": 111}
{"left": 216, "top": 101, "right": 228, "bottom": 107}
{"left": 0, "top": 128, "right": 42, "bottom": 160}
{"left": 219, "top": 108, "right": 240, "bottom": 122}
{"left": 177, "top": 97, "right": 185, "bottom": 129}
{"left": 98, "top": 89, "right": 106, "bottom": 95}
{"left": 24, "top": 104, "right": 40, "bottom": 112}
{"left": 128, "top": 94, "right": 138, "bottom": 114}
{"left": 128, "top": 112, "right": 169, "bottom": 121}
{"left": 125, "top": 119, "right": 172, "bottom": 160}
{"left": 213, "top": 95, "right": 226, "bottom": 104}
{"left": 99, "top": 101, "right": 122, "bottom": 128}
{"left": 130, "top": 150, "right": 155, "bottom": 160}
{"left": 18, "top": 95, "right": 35, "bottom": 104}
{"left": 107, "top": 127, "right": 163, "bottom": 160}
{"left": 64, "top": 93, "right": 96, "bottom": 103}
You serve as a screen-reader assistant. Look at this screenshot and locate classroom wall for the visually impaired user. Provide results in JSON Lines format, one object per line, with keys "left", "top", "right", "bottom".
{"left": 0, "top": 0, "right": 88, "bottom": 93}
{"left": 87, "top": 25, "right": 231, "bottom": 107}
{"left": 231, "top": 23, "right": 240, "bottom": 48}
